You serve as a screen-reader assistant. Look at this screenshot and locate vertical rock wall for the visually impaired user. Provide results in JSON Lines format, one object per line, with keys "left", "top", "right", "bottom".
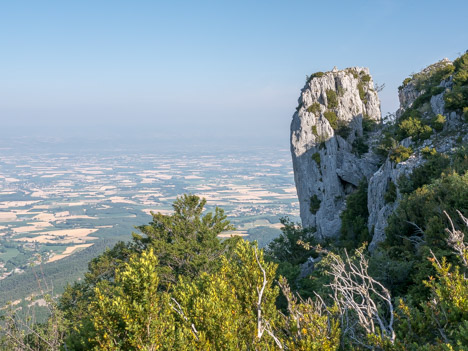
{"left": 290, "top": 67, "right": 381, "bottom": 239}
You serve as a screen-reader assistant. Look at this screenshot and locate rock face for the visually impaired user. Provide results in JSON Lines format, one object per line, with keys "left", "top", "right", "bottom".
{"left": 291, "top": 58, "right": 468, "bottom": 248}
{"left": 290, "top": 67, "right": 381, "bottom": 239}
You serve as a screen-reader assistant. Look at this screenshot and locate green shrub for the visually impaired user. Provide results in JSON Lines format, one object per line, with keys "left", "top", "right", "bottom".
{"left": 362, "top": 114, "right": 377, "bottom": 132}
{"left": 398, "top": 77, "right": 412, "bottom": 90}
{"left": 307, "top": 102, "right": 321, "bottom": 115}
{"left": 452, "top": 51, "right": 468, "bottom": 86}
{"left": 411, "top": 86, "right": 444, "bottom": 109}
{"left": 389, "top": 145, "right": 413, "bottom": 163}
{"left": 311, "top": 125, "right": 318, "bottom": 136}
{"left": 397, "top": 117, "right": 432, "bottom": 141}
{"left": 421, "top": 146, "right": 437, "bottom": 158}
{"left": 357, "top": 82, "right": 366, "bottom": 102}
{"left": 311, "top": 152, "right": 321, "bottom": 166}
{"left": 399, "top": 107, "right": 422, "bottom": 122}
{"left": 326, "top": 89, "right": 338, "bottom": 109}
{"left": 383, "top": 171, "right": 468, "bottom": 299}
{"left": 352, "top": 137, "right": 369, "bottom": 156}
{"left": 464, "top": 107, "right": 468, "bottom": 121}
{"left": 336, "top": 121, "right": 351, "bottom": 139}
{"left": 384, "top": 181, "right": 397, "bottom": 204}
{"left": 339, "top": 179, "right": 370, "bottom": 250}
{"left": 444, "top": 85, "right": 468, "bottom": 110}
{"left": 398, "top": 147, "right": 467, "bottom": 195}
{"left": 324, "top": 110, "right": 338, "bottom": 129}
{"left": 337, "top": 85, "right": 345, "bottom": 96}
{"left": 306, "top": 71, "right": 325, "bottom": 83}
{"left": 431, "top": 114, "right": 446, "bottom": 132}
{"left": 413, "top": 60, "right": 454, "bottom": 91}
{"left": 309, "top": 195, "right": 321, "bottom": 214}
{"left": 361, "top": 74, "right": 371, "bottom": 83}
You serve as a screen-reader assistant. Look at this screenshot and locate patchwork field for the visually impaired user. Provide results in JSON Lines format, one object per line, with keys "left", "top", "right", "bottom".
{"left": 0, "top": 147, "right": 299, "bottom": 291}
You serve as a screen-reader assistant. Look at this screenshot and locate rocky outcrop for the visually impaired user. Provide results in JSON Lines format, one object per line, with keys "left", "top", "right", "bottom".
{"left": 291, "top": 57, "right": 468, "bottom": 248}
{"left": 290, "top": 67, "right": 381, "bottom": 239}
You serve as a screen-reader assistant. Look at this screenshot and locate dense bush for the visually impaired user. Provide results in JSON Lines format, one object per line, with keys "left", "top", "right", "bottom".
{"left": 398, "top": 147, "right": 468, "bottom": 195}
{"left": 352, "top": 137, "right": 369, "bottom": 156}
{"left": 384, "top": 181, "right": 397, "bottom": 204}
{"left": 357, "top": 82, "right": 366, "bottom": 102}
{"left": 309, "top": 194, "right": 321, "bottom": 214}
{"left": 362, "top": 114, "right": 377, "bottom": 132}
{"left": 430, "top": 113, "right": 446, "bottom": 131}
{"left": 361, "top": 74, "right": 371, "bottom": 83}
{"left": 326, "top": 89, "right": 338, "bottom": 109}
{"left": 307, "top": 102, "right": 321, "bottom": 115}
{"left": 384, "top": 171, "right": 468, "bottom": 298}
{"left": 336, "top": 121, "right": 351, "bottom": 139}
{"left": 339, "top": 179, "right": 370, "bottom": 250}
{"left": 324, "top": 110, "right": 338, "bottom": 129}
{"left": 397, "top": 117, "right": 432, "bottom": 141}
{"left": 444, "top": 85, "right": 468, "bottom": 110}
{"left": 311, "top": 125, "right": 318, "bottom": 136}
{"left": 306, "top": 71, "right": 325, "bottom": 83}
{"left": 389, "top": 145, "right": 413, "bottom": 163}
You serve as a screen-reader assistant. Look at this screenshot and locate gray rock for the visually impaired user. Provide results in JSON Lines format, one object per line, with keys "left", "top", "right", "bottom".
{"left": 291, "top": 67, "right": 381, "bottom": 239}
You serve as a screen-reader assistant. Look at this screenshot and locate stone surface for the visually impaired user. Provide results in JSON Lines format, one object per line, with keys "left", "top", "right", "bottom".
{"left": 290, "top": 67, "right": 381, "bottom": 239}
{"left": 291, "top": 59, "right": 467, "bottom": 249}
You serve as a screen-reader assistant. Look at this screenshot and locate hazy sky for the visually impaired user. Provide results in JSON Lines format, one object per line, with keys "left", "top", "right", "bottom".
{"left": 1, "top": 0, "right": 467, "bottom": 147}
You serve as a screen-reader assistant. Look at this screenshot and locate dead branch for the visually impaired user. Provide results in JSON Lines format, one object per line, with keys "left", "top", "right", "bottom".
{"left": 327, "top": 248, "right": 395, "bottom": 345}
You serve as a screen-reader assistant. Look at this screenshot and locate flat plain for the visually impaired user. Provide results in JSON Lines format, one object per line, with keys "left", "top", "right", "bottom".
{"left": 0, "top": 144, "right": 298, "bottom": 304}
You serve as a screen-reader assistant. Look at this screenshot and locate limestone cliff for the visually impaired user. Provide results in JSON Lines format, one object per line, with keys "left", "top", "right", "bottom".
{"left": 291, "top": 67, "right": 381, "bottom": 239}
{"left": 291, "top": 55, "right": 468, "bottom": 247}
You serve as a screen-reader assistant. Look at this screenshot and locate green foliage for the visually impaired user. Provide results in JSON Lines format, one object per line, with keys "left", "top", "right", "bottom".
{"left": 410, "top": 86, "right": 444, "bottom": 110}
{"left": 352, "top": 137, "right": 369, "bottom": 156}
{"left": 265, "top": 219, "right": 327, "bottom": 301}
{"left": 326, "top": 89, "right": 338, "bottom": 109}
{"left": 357, "top": 82, "right": 366, "bottom": 102}
{"left": 384, "top": 181, "right": 397, "bottom": 204}
{"left": 266, "top": 218, "right": 317, "bottom": 267}
{"left": 412, "top": 60, "right": 454, "bottom": 91}
{"left": 397, "top": 117, "right": 432, "bottom": 141}
{"left": 339, "top": 179, "right": 370, "bottom": 250}
{"left": 361, "top": 74, "right": 371, "bottom": 83}
{"left": 0, "top": 295, "right": 68, "bottom": 351}
{"left": 389, "top": 145, "right": 413, "bottom": 163}
{"left": 279, "top": 277, "right": 341, "bottom": 351}
{"left": 172, "top": 240, "right": 282, "bottom": 350}
{"left": 430, "top": 114, "right": 446, "bottom": 132}
{"left": 324, "top": 110, "right": 338, "bottom": 129}
{"left": 398, "top": 77, "right": 412, "bottom": 90}
{"left": 307, "top": 71, "right": 325, "bottom": 83}
{"left": 444, "top": 52, "right": 468, "bottom": 113}
{"left": 307, "top": 102, "right": 321, "bottom": 115}
{"left": 309, "top": 194, "right": 321, "bottom": 214}
{"left": 362, "top": 114, "right": 377, "bottom": 132}
{"left": 398, "top": 148, "right": 468, "bottom": 195}
{"left": 336, "top": 121, "right": 351, "bottom": 139}
{"left": 311, "top": 125, "right": 318, "bottom": 136}
{"left": 90, "top": 248, "right": 176, "bottom": 350}
{"left": 444, "top": 85, "right": 468, "bottom": 110}
{"left": 133, "top": 194, "right": 234, "bottom": 287}
{"left": 384, "top": 172, "right": 468, "bottom": 298}
{"left": 452, "top": 51, "right": 468, "bottom": 86}
{"left": 421, "top": 146, "right": 437, "bottom": 158}
{"left": 395, "top": 240, "right": 468, "bottom": 350}
{"left": 311, "top": 152, "right": 321, "bottom": 166}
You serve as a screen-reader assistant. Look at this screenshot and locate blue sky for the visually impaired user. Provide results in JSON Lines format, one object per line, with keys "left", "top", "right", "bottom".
{"left": 1, "top": 0, "right": 467, "bottom": 146}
